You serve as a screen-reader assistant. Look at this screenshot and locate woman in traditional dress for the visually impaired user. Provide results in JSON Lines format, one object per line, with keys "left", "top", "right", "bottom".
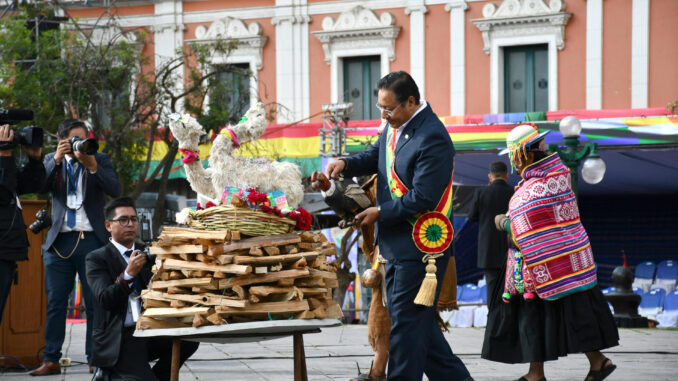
{"left": 481, "top": 123, "right": 619, "bottom": 381}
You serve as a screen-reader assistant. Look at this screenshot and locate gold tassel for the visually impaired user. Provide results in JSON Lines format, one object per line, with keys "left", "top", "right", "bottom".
{"left": 414, "top": 258, "right": 438, "bottom": 306}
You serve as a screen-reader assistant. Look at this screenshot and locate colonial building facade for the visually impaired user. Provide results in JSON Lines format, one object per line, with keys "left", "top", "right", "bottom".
{"left": 65, "top": 0, "right": 677, "bottom": 123}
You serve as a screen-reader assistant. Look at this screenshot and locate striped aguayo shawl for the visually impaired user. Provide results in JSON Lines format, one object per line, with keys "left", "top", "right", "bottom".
{"left": 508, "top": 153, "right": 597, "bottom": 300}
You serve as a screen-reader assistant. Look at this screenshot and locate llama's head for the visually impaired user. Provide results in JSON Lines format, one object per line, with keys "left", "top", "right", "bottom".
{"left": 230, "top": 102, "right": 267, "bottom": 144}
{"left": 168, "top": 113, "right": 205, "bottom": 151}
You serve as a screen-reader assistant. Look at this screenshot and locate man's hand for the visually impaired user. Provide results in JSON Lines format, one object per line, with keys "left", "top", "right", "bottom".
{"left": 325, "top": 159, "right": 345, "bottom": 179}
{"left": 494, "top": 213, "right": 509, "bottom": 231}
{"left": 21, "top": 145, "right": 42, "bottom": 160}
{"left": 125, "top": 250, "right": 147, "bottom": 278}
{"left": 53, "top": 139, "right": 72, "bottom": 164}
{"left": 0, "top": 125, "right": 14, "bottom": 157}
{"left": 74, "top": 151, "right": 98, "bottom": 172}
{"left": 355, "top": 206, "right": 379, "bottom": 227}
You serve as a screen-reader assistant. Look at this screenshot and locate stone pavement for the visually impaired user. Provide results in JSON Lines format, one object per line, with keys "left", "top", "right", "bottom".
{"left": 1, "top": 322, "right": 677, "bottom": 380}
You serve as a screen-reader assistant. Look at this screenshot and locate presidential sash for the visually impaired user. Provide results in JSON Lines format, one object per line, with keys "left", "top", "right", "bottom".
{"left": 385, "top": 126, "right": 455, "bottom": 254}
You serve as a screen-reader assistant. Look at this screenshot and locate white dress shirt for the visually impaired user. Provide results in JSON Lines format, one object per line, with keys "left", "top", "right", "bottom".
{"left": 109, "top": 239, "right": 141, "bottom": 327}
{"left": 60, "top": 154, "right": 94, "bottom": 232}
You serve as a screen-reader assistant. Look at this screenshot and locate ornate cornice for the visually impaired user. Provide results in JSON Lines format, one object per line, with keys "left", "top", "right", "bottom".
{"left": 271, "top": 15, "right": 311, "bottom": 26}
{"left": 190, "top": 17, "right": 268, "bottom": 70}
{"left": 472, "top": 0, "right": 571, "bottom": 54}
{"left": 311, "top": 5, "right": 401, "bottom": 64}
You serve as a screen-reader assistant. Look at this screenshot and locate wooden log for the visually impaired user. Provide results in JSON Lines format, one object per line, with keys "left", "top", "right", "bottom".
{"left": 277, "top": 279, "right": 295, "bottom": 287}
{"left": 192, "top": 313, "right": 210, "bottom": 327}
{"left": 294, "top": 310, "right": 315, "bottom": 319}
{"left": 299, "top": 231, "right": 319, "bottom": 243}
{"left": 217, "top": 269, "right": 310, "bottom": 289}
{"left": 215, "top": 300, "right": 309, "bottom": 315}
{"left": 262, "top": 246, "right": 280, "bottom": 256}
{"left": 309, "top": 268, "right": 338, "bottom": 280}
{"left": 281, "top": 245, "right": 299, "bottom": 254}
{"left": 192, "top": 287, "right": 210, "bottom": 293}
{"left": 248, "top": 294, "right": 261, "bottom": 304}
{"left": 196, "top": 254, "right": 215, "bottom": 263}
{"left": 311, "top": 307, "right": 327, "bottom": 319}
{"left": 206, "top": 312, "right": 226, "bottom": 325}
{"left": 143, "top": 307, "right": 210, "bottom": 318}
{"left": 233, "top": 252, "right": 318, "bottom": 266}
{"left": 230, "top": 231, "right": 240, "bottom": 241}
{"left": 167, "top": 286, "right": 188, "bottom": 294}
{"left": 290, "top": 257, "right": 307, "bottom": 269}
{"left": 295, "top": 276, "right": 325, "bottom": 287}
{"left": 248, "top": 247, "right": 264, "bottom": 257}
{"left": 254, "top": 267, "right": 268, "bottom": 274}
{"left": 270, "top": 263, "right": 283, "bottom": 272}
{"left": 208, "top": 233, "right": 301, "bottom": 256}
{"left": 325, "top": 303, "right": 343, "bottom": 319}
{"left": 170, "top": 300, "right": 188, "bottom": 308}
{"left": 178, "top": 253, "right": 192, "bottom": 261}
{"left": 297, "top": 287, "right": 329, "bottom": 296}
{"left": 143, "top": 299, "right": 171, "bottom": 309}
{"left": 232, "top": 285, "right": 247, "bottom": 300}
{"left": 249, "top": 286, "right": 295, "bottom": 296}
{"left": 163, "top": 258, "right": 251, "bottom": 275}
{"left": 213, "top": 271, "right": 227, "bottom": 279}
{"left": 166, "top": 271, "right": 183, "bottom": 280}
{"left": 214, "top": 254, "right": 234, "bottom": 265}
{"left": 318, "top": 247, "right": 337, "bottom": 257}
{"left": 323, "top": 279, "right": 339, "bottom": 288}
{"left": 151, "top": 278, "right": 219, "bottom": 290}
{"left": 161, "top": 293, "right": 248, "bottom": 308}
{"left": 159, "top": 228, "right": 231, "bottom": 242}
{"left": 136, "top": 316, "right": 188, "bottom": 330}
{"left": 150, "top": 244, "right": 204, "bottom": 255}
{"left": 306, "top": 298, "right": 322, "bottom": 309}
{"left": 298, "top": 242, "right": 322, "bottom": 250}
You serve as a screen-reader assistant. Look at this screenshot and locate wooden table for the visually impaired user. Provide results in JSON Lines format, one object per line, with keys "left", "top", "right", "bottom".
{"left": 134, "top": 319, "right": 341, "bottom": 381}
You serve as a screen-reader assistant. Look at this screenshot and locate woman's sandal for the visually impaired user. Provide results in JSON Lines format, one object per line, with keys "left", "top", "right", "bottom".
{"left": 348, "top": 362, "right": 386, "bottom": 381}
{"left": 585, "top": 357, "right": 616, "bottom": 381}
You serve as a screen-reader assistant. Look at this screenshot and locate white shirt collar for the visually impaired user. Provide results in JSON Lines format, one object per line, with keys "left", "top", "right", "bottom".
{"left": 396, "top": 100, "right": 427, "bottom": 131}
{"left": 110, "top": 238, "right": 135, "bottom": 256}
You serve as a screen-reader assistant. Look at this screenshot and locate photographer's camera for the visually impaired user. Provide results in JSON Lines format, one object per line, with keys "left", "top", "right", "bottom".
{"left": 29, "top": 207, "right": 52, "bottom": 234}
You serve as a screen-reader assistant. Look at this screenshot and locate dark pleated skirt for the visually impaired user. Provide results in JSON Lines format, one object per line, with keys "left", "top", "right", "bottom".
{"left": 481, "top": 264, "right": 620, "bottom": 364}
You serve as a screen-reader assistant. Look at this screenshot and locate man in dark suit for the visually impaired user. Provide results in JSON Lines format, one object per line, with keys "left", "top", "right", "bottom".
{"left": 86, "top": 197, "right": 198, "bottom": 380}
{"left": 326, "top": 71, "right": 471, "bottom": 381}
{"left": 0, "top": 123, "right": 45, "bottom": 323}
{"left": 31, "top": 119, "right": 121, "bottom": 376}
{"left": 468, "top": 161, "right": 514, "bottom": 304}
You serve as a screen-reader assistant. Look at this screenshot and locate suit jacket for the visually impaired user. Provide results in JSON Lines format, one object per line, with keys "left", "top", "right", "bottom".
{"left": 0, "top": 156, "right": 45, "bottom": 261}
{"left": 86, "top": 242, "right": 153, "bottom": 368}
{"left": 342, "top": 104, "right": 455, "bottom": 262}
{"left": 41, "top": 152, "right": 121, "bottom": 251}
{"left": 467, "top": 179, "right": 514, "bottom": 269}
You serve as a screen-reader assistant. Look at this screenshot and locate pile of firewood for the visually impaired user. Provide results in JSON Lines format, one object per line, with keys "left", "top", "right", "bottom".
{"left": 137, "top": 227, "right": 343, "bottom": 329}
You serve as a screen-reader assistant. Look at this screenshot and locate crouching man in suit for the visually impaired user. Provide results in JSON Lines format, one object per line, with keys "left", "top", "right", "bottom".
{"left": 86, "top": 197, "right": 199, "bottom": 380}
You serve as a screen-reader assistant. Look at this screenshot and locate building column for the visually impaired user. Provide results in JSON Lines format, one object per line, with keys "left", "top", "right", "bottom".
{"left": 631, "top": 0, "right": 649, "bottom": 108}
{"left": 272, "top": 0, "right": 310, "bottom": 123}
{"left": 446, "top": 1, "right": 468, "bottom": 115}
{"left": 152, "top": 0, "right": 185, "bottom": 111}
{"left": 586, "top": 0, "right": 603, "bottom": 110}
{"left": 405, "top": 2, "right": 427, "bottom": 98}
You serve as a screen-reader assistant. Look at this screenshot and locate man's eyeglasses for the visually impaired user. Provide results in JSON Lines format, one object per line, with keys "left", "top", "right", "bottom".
{"left": 376, "top": 102, "right": 403, "bottom": 117}
{"left": 109, "top": 216, "right": 139, "bottom": 226}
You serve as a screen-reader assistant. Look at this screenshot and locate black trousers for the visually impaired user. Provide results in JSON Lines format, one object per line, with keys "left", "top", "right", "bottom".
{"left": 0, "top": 259, "right": 17, "bottom": 324}
{"left": 109, "top": 327, "right": 199, "bottom": 381}
{"left": 484, "top": 268, "right": 502, "bottom": 308}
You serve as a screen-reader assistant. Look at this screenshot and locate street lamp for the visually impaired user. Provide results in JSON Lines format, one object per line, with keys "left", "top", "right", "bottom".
{"left": 548, "top": 116, "right": 606, "bottom": 197}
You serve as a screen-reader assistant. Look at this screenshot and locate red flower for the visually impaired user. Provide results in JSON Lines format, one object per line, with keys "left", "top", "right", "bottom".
{"left": 289, "top": 207, "right": 312, "bottom": 230}
{"left": 196, "top": 202, "right": 204, "bottom": 210}
{"left": 246, "top": 188, "right": 269, "bottom": 206}
{"left": 205, "top": 201, "right": 216, "bottom": 209}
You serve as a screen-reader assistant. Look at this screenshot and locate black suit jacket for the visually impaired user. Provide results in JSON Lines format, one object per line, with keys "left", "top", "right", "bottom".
{"left": 41, "top": 152, "right": 121, "bottom": 251}
{"left": 342, "top": 104, "right": 455, "bottom": 261}
{"left": 468, "top": 179, "right": 514, "bottom": 269}
{"left": 86, "top": 242, "right": 153, "bottom": 368}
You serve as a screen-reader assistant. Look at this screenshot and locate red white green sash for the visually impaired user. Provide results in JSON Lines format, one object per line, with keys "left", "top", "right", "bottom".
{"left": 385, "top": 126, "right": 455, "bottom": 254}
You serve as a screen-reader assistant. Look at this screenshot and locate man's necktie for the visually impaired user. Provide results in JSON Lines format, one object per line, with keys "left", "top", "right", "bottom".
{"left": 66, "top": 159, "right": 81, "bottom": 228}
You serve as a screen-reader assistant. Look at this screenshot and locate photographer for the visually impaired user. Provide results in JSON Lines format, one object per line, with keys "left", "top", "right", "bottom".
{"left": 0, "top": 124, "right": 45, "bottom": 323}
{"left": 31, "top": 119, "right": 121, "bottom": 376}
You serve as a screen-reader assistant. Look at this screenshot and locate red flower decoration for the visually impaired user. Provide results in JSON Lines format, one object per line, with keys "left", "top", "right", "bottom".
{"left": 205, "top": 201, "right": 216, "bottom": 209}
{"left": 245, "top": 188, "right": 270, "bottom": 206}
{"left": 288, "top": 207, "right": 312, "bottom": 230}
{"left": 196, "top": 202, "right": 204, "bottom": 210}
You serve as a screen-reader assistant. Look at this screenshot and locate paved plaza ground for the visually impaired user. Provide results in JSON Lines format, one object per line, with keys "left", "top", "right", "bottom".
{"left": 1, "top": 322, "right": 677, "bottom": 380}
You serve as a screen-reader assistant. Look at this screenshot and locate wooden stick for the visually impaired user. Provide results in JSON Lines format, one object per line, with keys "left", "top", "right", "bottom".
{"left": 208, "top": 233, "right": 301, "bottom": 256}
{"left": 143, "top": 307, "right": 210, "bottom": 318}
{"left": 217, "top": 269, "right": 310, "bottom": 289}
{"left": 151, "top": 278, "right": 219, "bottom": 290}
{"left": 215, "top": 300, "right": 309, "bottom": 315}
{"left": 161, "top": 293, "right": 248, "bottom": 308}
{"left": 233, "top": 252, "right": 318, "bottom": 265}
{"left": 150, "top": 245, "right": 204, "bottom": 255}
{"left": 163, "top": 258, "right": 251, "bottom": 275}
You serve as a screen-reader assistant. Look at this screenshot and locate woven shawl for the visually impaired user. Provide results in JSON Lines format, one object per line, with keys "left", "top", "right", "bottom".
{"left": 508, "top": 153, "right": 597, "bottom": 300}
